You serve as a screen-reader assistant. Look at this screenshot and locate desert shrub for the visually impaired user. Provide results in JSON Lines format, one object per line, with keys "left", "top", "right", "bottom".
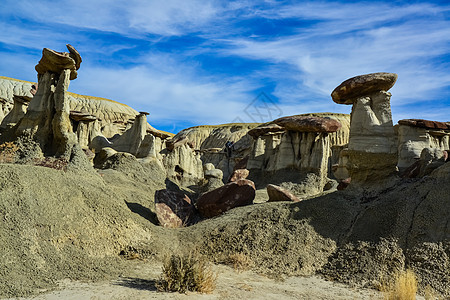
{"left": 382, "top": 269, "right": 418, "bottom": 300}
{"left": 156, "top": 253, "right": 216, "bottom": 293}
{"left": 225, "top": 253, "right": 253, "bottom": 272}
{"left": 0, "top": 141, "right": 19, "bottom": 163}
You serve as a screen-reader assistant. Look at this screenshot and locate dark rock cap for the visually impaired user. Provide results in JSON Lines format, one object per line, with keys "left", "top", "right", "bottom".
{"left": 35, "top": 45, "right": 82, "bottom": 80}
{"left": 248, "top": 123, "right": 285, "bottom": 138}
{"left": 331, "top": 72, "right": 397, "bottom": 104}
{"left": 398, "top": 119, "right": 450, "bottom": 130}
{"left": 273, "top": 115, "right": 342, "bottom": 133}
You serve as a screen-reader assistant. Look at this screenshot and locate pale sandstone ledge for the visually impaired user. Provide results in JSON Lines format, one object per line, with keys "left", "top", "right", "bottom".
{"left": 0, "top": 76, "right": 138, "bottom": 125}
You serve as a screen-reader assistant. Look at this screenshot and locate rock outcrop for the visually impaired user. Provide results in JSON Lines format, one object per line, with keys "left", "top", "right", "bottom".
{"left": 332, "top": 72, "right": 398, "bottom": 183}
{"left": 196, "top": 179, "right": 256, "bottom": 218}
{"left": 397, "top": 119, "right": 450, "bottom": 170}
{"left": 155, "top": 189, "right": 196, "bottom": 228}
{"left": 170, "top": 123, "right": 261, "bottom": 180}
{"left": 12, "top": 45, "right": 81, "bottom": 158}
{"left": 246, "top": 113, "right": 349, "bottom": 196}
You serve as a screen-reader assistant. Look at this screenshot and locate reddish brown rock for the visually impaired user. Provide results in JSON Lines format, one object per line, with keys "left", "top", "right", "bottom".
{"left": 234, "top": 156, "right": 249, "bottom": 170}
{"left": 155, "top": 189, "right": 195, "bottom": 228}
{"left": 248, "top": 123, "right": 285, "bottom": 138}
{"left": 331, "top": 72, "right": 397, "bottom": 104}
{"left": 337, "top": 178, "right": 351, "bottom": 190}
{"left": 398, "top": 119, "right": 450, "bottom": 130}
{"left": 266, "top": 184, "right": 301, "bottom": 202}
{"left": 196, "top": 179, "right": 256, "bottom": 218}
{"left": 228, "top": 169, "right": 250, "bottom": 182}
{"left": 273, "top": 115, "right": 341, "bottom": 133}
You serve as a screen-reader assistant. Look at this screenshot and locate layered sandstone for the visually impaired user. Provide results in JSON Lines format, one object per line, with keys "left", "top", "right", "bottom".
{"left": 332, "top": 72, "right": 398, "bottom": 183}
{"left": 397, "top": 119, "right": 450, "bottom": 170}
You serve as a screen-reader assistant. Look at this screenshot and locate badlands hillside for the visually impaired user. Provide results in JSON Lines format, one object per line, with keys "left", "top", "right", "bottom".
{"left": 0, "top": 45, "right": 448, "bottom": 298}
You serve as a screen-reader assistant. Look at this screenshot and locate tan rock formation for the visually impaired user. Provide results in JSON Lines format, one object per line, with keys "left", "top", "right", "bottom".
{"left": 170, "top": 123, "right": 261, "bottom": 180}
{"left": 0, "top": 95, "right": 31, "bottom": 130}
{"left": 162, "top": 144, "right": 204, "bottom": 186}
{"left": 332, "top": 72, "right": 398, "bottom": 183}
{"left": 0, "top": 76, "right": 142, "bottom": 140}
{"left": 13, "top": 46, "right": 81, "bottom": 158}
{"left": 246, "top": 113, "right": 349, "bottom": 195}
{"left": 397, "top": 119, "right": 450, "bottom": 170}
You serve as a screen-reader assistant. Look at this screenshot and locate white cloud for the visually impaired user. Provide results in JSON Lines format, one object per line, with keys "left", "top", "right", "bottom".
{"left": 70, "top": 56, "right": 259, "bottom": 128}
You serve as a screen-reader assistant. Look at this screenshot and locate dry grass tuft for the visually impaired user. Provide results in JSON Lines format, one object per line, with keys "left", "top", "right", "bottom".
{"left": 226, "top": 253, "right": 253, "bottom": 272}
{"left": 382, "top": 269, "right": 418, "bottom": 300}
{"left": 156, "top": 253, "right": 217, "bottom": 294}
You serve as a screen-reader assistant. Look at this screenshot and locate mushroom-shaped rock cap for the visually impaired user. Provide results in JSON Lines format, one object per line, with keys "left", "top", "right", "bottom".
{"left": 248, "top": 123, "right": 285, "bottom": 138}
{"left": 66, "top": 44, "right": 82, "bottom": 70}
{"left": 273, "top": 115, "right": 342, "bottom": 133}
{"left": 331, "top": 72, "right": 397, "bottom": 104}
{"left": 35, "top": 45, "right": 82, "bottom": 80}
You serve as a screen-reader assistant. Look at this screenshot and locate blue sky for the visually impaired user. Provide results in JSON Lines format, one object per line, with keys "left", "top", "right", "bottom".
{"left": 0, "top": 0, "right": 449, "bottom": 133}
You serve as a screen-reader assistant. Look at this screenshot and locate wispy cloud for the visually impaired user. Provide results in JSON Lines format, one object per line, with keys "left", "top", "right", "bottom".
{"left": 0, "top": 0, "right": 449, "bottom": 132}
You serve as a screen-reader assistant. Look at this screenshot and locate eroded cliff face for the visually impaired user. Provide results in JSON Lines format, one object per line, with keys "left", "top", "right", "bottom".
{"left": 0, "top": 76, "right": 139, "bottom": 139}
{"left": 166, "top": 123, "right": 261, "bottom": 182}
{"left": 397, "top": 119, "right": 450, "bottom": 170}
{"left": 245, "top": 113, "right": 350, "bottom": 195}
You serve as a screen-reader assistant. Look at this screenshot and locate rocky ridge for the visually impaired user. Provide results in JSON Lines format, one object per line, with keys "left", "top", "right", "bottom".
{"left": 0, "top": 48, "right": 448, "bottom": 299}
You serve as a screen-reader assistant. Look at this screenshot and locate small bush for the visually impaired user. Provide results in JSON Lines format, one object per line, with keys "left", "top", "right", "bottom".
{"left": 382, "top": 269, "right": 418, "bottom": 300}
{"left": 156, "top": 253, "right": 216, "bottom": 294}
{"left": 226, "top": 253, "right": 253, "bottom": 272}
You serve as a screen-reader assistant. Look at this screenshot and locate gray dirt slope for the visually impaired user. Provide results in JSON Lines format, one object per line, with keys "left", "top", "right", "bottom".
{"left": 0, "top": 158, "right": 449, "bottom": 297}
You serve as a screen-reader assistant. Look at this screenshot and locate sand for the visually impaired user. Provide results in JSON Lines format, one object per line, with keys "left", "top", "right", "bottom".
{"left": 9, "top": 260, "right": 391, "bottom": 300}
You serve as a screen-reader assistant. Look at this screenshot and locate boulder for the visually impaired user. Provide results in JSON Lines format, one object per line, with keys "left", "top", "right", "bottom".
{"left": 248, "top": 123, "right": 285, "bottom": 138}
{"left": 204, "top": 168, "right": 223, "bottom": 180}
{"left": 196, "top": 179, "right": 256, "bottom": 218}
{"left": 155, "top": 189, "right": 195, "bottom": 228}
{"left": 266, "top": 184, "right": 301, "bottom": 202}
{"left": 203, "top": 163, "right": 215, "bottom": 171}
{"left": 273, "top": 115, "right": 342, "bottom": 133}
{"left": 228, "top": 169, "right": 249, "bottom": 182}
{"left": 331, "top": 72, "right": 397, "bottom": 104}
{"left": 398, "top": 119, "right": 449, "bottom": 130}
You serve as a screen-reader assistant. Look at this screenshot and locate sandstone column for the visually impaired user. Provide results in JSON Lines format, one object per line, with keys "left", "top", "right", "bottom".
{"left": 331, "top": 72, "right": 398, "bottom": 183}
{"left": 15, "top": 44, "right": 82, "bottom": 158}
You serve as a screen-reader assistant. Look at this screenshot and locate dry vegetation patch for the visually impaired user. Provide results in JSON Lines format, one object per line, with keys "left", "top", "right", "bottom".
{"left": 381, "top": 269, "right": 418, "bottom": 300}
{"left": 156, "top": 253, "right": 217, "bottom": 294}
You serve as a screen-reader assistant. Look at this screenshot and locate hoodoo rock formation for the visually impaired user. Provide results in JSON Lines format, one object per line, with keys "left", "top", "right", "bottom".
{"left": 0, "top": 46, "right": 449, "bottom": 298}
{"left": 332, "top": 72, "right": 398, "bottom": 183}
{"left": 12, "top": 45, "right": 81, "bottom": 158}
{"left": 397, "top": 119, "right": 450, "bottom": 170}
{"left": 246, "top": 113, "right": 350, "bottom": 196}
